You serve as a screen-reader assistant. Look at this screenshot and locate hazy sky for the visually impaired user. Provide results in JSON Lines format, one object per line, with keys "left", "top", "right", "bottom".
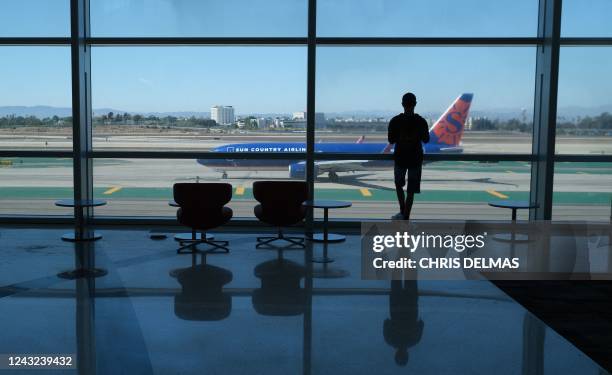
{"left": 0, "top": 0, "right": 611, "bottom": 114}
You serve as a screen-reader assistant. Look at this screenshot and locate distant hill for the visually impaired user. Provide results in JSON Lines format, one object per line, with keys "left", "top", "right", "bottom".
{"left": 0, "top": 106, "right": 211, "bottom": 119}
{"left": 557, "top": 105, "right": 612, "bottom": 119}
{"left": 0, "top": 106, "right": 73, "bottom": 118}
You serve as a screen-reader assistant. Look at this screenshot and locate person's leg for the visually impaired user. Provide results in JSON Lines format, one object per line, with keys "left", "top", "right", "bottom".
{"left": 394, "top": 165, "right": 407, "bottom": 215}
{"left": 404, "top": 166, "right": 422, "bottom": 220}
{"left": 404, "top": 192, "right": 415, "bottom": 220}
{"left": 396, "top": 187, "right": 406, "bottom": 216}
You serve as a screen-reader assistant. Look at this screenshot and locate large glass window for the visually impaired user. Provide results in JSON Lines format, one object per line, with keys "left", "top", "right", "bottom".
{"left": 552, "top": 162, "right": 612, "bottom": 222}
{"left": 1, "top": 0, "right": 609, "bottom": 223}
{"left": 91, "top": 47, "right": 307, "bottom": 150}
{"left": 314, "top": 160, "right": 532, "bottom": 220}
{"left": 561, "top": 0, "right": 612, "bottom": 37}
{"left": 0, "top": 1, "right": 70, "bottom": 37}
{"left": 93, "top": 158, "right": 304, "bottom": 218}
{"left": 0, "top": 158, "right": 73, "bottom": 216}
{"left": 317, "top": 0, "right": 538, "bottom": 37}
{"left": 556, "top": 47, "right": 612, "bottom": 155}
{"left": 0, "top": 47, "right": 72, "bottom": 151}
{"left": 90, "top": 0, "right": 307, "bottom": 37}
{"left": 316, "top": 47, "right": 536, "bottom": 154}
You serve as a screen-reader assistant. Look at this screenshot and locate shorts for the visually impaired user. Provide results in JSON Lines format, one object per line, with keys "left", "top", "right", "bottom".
{"left": 394, "top": 165, "right": 422, "bottom": 193}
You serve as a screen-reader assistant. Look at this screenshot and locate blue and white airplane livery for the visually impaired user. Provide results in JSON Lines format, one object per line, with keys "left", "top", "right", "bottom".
{"left": 198, "top": 93, "right": 473, "bottom": 181}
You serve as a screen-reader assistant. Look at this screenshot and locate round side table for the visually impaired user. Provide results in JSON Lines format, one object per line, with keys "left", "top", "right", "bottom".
{"left": 303, "top": 200, "right": 352, "bottom": 263}
{"left": 55, "top": 199, "right": 106, "bottom": 242}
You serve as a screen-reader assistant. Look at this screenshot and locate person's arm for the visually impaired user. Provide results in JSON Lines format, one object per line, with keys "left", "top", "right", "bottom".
{"left": 388, "top": 118, "right": 398, "bottom": 144}
{"left": 421, "top": 118, "right": 430, "bottom": 144}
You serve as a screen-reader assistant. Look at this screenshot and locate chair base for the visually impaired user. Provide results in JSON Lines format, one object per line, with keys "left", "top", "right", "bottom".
{"left": 256, "top": 231, "right": 305, "bottom": 249}
{"left": 178, "top": 236, "right": 229, "bottom": 254}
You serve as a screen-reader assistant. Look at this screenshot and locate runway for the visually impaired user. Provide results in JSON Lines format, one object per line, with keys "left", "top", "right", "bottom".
{"left": 1, "top": 131, "right": 612, "bottom": 154}
{"left": 0, "top": 148, "right": 610, "bottom": 220}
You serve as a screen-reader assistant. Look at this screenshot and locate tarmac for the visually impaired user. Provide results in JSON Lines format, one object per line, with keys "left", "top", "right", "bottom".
{"left": 0, "top": 133, "right": 610, "bottom": 220}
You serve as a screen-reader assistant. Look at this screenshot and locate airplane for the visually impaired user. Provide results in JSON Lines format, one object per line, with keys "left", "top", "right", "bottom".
{"left": 198, "top": 93, "right": 473, "bottom": 181}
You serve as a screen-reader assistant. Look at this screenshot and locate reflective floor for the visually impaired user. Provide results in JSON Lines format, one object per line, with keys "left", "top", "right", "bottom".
{"left": 0, "top": 226, "right": 607, "bottom": 374}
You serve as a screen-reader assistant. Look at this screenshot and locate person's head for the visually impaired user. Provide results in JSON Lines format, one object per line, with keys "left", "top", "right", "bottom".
{"left": 402, "top": 92, "right": 417, "bottom": 110}
{"left": 395, "top": 348, "right": 409, "bottom": 366}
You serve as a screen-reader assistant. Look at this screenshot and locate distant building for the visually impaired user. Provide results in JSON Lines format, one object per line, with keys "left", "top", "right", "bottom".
{"left": 282, "top": 119, "right": 306, "bottom": 129}
{"left": 273, "top": 118, "right": 283, "bottom": 128}
{"left": 291, "top": 111, "right": 326, "bottom": 127}
{"left": 256, "top": 118, "right": 271, "bottom": 128}
{"left": 465, "top": 116, "right": 473, "bottom": 131}
{"left": 292, "top": 111, "right": 306, "bottom": 120}
{"left": 211, "top": 106, "right": 235, "bottom": 125}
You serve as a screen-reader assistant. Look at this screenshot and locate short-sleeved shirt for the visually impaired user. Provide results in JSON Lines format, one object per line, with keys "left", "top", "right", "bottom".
{"left": 387, "top": 113, "right": 430, "bottom": 168}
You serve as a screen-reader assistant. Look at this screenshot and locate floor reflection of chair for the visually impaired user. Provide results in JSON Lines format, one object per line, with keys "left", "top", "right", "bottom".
{"left": 252, "top": 255, "right": 306, "bottom": 316}
{"left": 171, "top": 253, "right": 233, "bottom": 321}
{"left": 383, "top": 280, "right": 424, "bottom": 367}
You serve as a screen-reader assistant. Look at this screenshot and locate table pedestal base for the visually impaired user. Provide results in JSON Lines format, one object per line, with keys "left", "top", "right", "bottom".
{"left": 61, "top": 232, "right": 103, "bottom": 242}
{"left": 313, "top": 267, "right": 350, "bottom": 278}
{"left": 310, "top": 233, "right": 345, "bottom": 242}
{"left": 311, "top": 256, "right": 334, "bottom": 264}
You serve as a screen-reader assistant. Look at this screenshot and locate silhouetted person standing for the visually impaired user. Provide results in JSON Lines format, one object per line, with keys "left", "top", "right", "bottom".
{"left": 388, "top": 93, "right": 429, "bottom": 220}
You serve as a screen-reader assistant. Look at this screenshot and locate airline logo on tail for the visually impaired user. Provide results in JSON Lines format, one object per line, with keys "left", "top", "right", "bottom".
{"left": 429, "top": 93, "right": 473, "bottom": 146}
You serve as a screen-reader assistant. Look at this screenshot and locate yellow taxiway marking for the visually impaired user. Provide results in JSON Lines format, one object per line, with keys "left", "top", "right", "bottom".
{"left": 486, "top": 189, "right": 509, "bottom": 199}
{"left": 235, "top": 186, "right": 245, "bottom": 195}
{"left": 506, "top": 170, "right": 515, "bottom": 174}
{"left": 103, "top": 186, "right": 122, "bottom": 195}
{"left": 360, "top": 188, "right": 372, "bottom": 197}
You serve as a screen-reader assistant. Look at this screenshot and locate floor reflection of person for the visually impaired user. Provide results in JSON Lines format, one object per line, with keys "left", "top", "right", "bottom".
{"left": 383, "top": 279, "right": 424, "bottom": 366}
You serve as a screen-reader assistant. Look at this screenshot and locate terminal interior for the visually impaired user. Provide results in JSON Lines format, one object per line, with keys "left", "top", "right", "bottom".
{"left": 1, "top": 0, "right": 611, "bottom": 374}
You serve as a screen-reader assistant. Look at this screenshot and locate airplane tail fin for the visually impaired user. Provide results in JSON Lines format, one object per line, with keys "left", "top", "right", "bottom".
{"left": 429, "top": 93, "right": 473, "bottom": 147}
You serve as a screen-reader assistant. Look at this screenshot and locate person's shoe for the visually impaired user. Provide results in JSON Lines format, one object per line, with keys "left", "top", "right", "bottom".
{"left": 391, "top": 212, "right": 405, "bottom": 220}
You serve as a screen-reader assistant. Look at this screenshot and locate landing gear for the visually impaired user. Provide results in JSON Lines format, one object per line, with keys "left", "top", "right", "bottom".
{"left": 328, "top": 171, "right": 338, "bottom": 182}
{"left": 221, "top": 172, "right": 228, "bottom": 179}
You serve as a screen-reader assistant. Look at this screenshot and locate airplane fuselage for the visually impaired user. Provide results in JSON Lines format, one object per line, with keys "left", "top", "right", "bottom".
{"left": 198, "top": 142, "right": 462, "bottom": 170}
